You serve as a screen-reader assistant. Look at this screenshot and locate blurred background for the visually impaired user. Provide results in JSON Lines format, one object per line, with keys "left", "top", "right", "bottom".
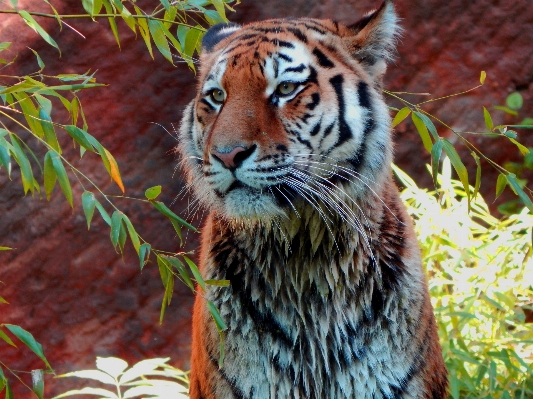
{"left": 0, "top": 0, "right": 532, "bottom": 396}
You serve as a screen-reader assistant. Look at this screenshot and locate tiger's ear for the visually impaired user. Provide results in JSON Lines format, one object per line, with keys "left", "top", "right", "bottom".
{"left": 201, "top": 23, "right": 242, "bottom": 53}
{"left": 345, "top": 0, "right": 400, "bottom": 81}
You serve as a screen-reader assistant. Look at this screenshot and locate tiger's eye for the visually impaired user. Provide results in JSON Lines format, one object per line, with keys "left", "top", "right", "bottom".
{"left": 277, "top": 82, "right": 296, "bottom": 95}
{"left": 211, "top": 89, "right": 225, "bottom": 103}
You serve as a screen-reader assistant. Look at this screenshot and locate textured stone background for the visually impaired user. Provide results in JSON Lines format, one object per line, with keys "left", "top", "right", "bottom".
{"left": 1, "top": 0, "right": 532, "bottom": 396}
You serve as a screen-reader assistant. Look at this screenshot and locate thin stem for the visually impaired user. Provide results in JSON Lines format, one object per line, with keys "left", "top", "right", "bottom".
{"left": 416, "top": 84, "right": 483, "bottom": 106}
{"left": 0, "top": 9, "right": 206, "bottom": 31}
{"left": 0, "top": 361, "right": 37, "bottom": 397}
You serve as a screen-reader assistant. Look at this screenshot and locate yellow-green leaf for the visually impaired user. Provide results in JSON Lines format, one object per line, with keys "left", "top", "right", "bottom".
{"left": 391, "top": 107, "right": 411, "bottom": 129}
{"left": 414, "top": 111, "right": 438, "bottom": 140}
{"left": 183, "top": 255, "right": 205, "bottom": 291}
{"left": 205, "top": 279, "right": 230, "bottom": 287}
{"left": 148, "top": 19, "right": 173, "bottom": 64}
{"left": 479, "top": 70, "right": 486, "bottom": 85}
{"left": 411, "top": 112, "right": 432, "bottom": 153}
{"left": 471, "top": 152, "right": 481, "bottom": 200}
{"left": 508, "top": 137, "right": 530, "bottom": 155}
{"left": 145, "top": 185, "right": 162, "bottom": 200}
{"left": 495, "top": 173, "right": 507, "bottom": 200}
{"left": 483, "top": 106, "right": 493, "bottom": 131}
{"left": 211, "top": 0, "right": 228, "bottom": 22}
{"left": 442, "top": 139, "right": 470, "bottom": 203}
{"left": 0, "top": 329, "right": 16, "bottom": 347}
{"left": 135, "top": 6, "right": 153, "bottom": 59}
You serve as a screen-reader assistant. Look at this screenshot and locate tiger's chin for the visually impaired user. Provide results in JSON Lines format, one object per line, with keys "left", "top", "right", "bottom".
{"left": 219, "top": 187, "right": 286, "bottom": 222}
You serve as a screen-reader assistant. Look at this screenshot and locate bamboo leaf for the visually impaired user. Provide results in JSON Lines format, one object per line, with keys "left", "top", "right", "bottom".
{"left": 43, "top": 151, "right": 57, "bottom": 200}
{"left": 4, "top": 325, "right": 53, "bottom": 370}
{"left": 506, "top": 92, "right": 523, "bottom": 110}
{"left": 495, "top": 173, "right": 507, "bottom": 200}
{"left": 50, "top": 152, "right": 73, "bottom": 207}
{"left": 65, "top": 125, "right": 95, "bottom": 152}
{"left": 139, "top": 243, "right": 151, "bottom": 270}
{"left": 145, "top": 185, "right": 162, "bottom": 200}
{"left": 110, "top": 211, "right": 123, "bottom": 248}
{"left": 411, "top": 112, "right": 432, "bottom": 152}
{"left": 18, "top": 10, "right": 60, "bottom": 54}
{"left": 507, "top": 173, "right": 533, "bottom": 213}
{"left": 148, "top": 19, "right": 173, "bottom": 64}
{"left": 0, "top": 329, "right": 16, "bottom": 347}
{"left": 164, "top": 256, "right": 194, "bottom": 291}
{"left": 122, "top": 214, "right": 140, "bottom": 254}
{"left": 31, "top": 369, "right": 44, "bottom": 399}
{"left": 483, "top": 106, "right": 493, "bottom": 131}
{"left": 431, "top": 139, "right": 443, "bottom": 188}
{"left": 151, "top": 201, "right": 198, "bottom": 232}
{"left": 183, "top": 255, "right": 205, "bottom": 291}
{"left": 442, "top": 139, "right": 470, "bottom": 203}
{"left": 0, "top": 42, "right": 11, "bottom": 52}
{"left": 118, "top": 221, "right": 127, "bottom": 253}
{"left": 95, "top": 201, "right": 111, "bottom": 225}
{"left": 170, "top": 218, "right": 183, "bottom": 245}
{"left": 81, "top": 191, "right": 96, "bottom": 229}
{"left": 103, "top": 1, "right": 120, "bottom": 48}
{"left": 10, "top": 134, "right": 34, "bottom": 194}
{"left": 205, "top": 279, "right": 230, "bottom": 287}
{"left": 414, "top": 111, "right": 438, "bottom": 140}
{"left": 0, "top": 144, "right": 11, "bottom": 177}
{"left": 480, "top": 70, "right": 486, "bottom": 84}
{"left": 207, "top": 301, "right": 227, "bottom": 367}
{"left": 184, "top": 26, "right": 202, "bottom": 63}
{"left": 211, "top": 0, "right": 228, "bottom": 22}
{"left": 13, "top": 92, "right": 45, "bottom": 139}
{"left": 391, "top": 107, "right": 411, "bottom": 128}
{"left": 472, "top": 152, "right": 481, "bottom": 199}
{"left": 39, "top": 108, "right": 61, "bottom": 153}
{"left": 508, "top": 137, "right": 530, "bottom": 155}
{"left": 103, "top": 148, "right": 124, "bottom": 193}
{"left": 134, "top": 6, "right": 153, "bottom": 59}
{"left": 160, "top": 0, "right": 171, "bottom": 12}
{"left": 28, "top": 47, "right": 45, "bottom": 70}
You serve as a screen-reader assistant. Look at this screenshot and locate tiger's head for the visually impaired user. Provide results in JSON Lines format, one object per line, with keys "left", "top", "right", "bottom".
{"left": 179, "top": 1, "right": 399, "bottom": 224}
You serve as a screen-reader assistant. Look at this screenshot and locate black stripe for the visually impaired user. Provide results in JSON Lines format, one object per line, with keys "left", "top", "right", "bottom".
{"left": 329, "top": 74, "right": 353, "bottom": 146}
{"left": 271, "top": 39, "right": 294, "bottom": 48}
{"left": 313, "top": 48, "right": 335, "bottom": 68}
{"left": 199, "top": 98, "right": 215, "bottom": 111}
{"left": 277, "top": 53, "right": 293, "bottom": 62}
{"left": 283, "top": 63, "right": 306, "bottom": 73}
{"left": 310, "top": 120, "right": 322, "bottom": 136}
{"left": 306, "top": 92, "right": 320, "bottom": 110}
{"left": 289, "top": 130, "right": 313, "bottom": 150}
{"left": 357, "top": 81, "right": 371, "bottom": 109}
{"left": 273, "top": 58, "right": 279, "bottom": 79}
{"left": 286, "top": 27, "right": 308, "bottom": 43}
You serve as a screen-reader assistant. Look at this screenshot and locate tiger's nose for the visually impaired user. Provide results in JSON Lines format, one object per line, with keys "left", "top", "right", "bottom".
{"left": 212, "top": 145, "right": 256, "bottom": 169}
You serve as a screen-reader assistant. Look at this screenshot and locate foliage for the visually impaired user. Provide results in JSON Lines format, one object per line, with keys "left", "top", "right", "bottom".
{"left": 396, "top": 160, "right": 533, "bottom": 398}
{"left": 53, "top": 357, "right": 189, "bottom": 399}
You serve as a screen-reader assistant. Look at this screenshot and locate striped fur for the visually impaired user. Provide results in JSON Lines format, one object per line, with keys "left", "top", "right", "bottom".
{"left": 178, "top": 1, "right": 448, "bottom": 398}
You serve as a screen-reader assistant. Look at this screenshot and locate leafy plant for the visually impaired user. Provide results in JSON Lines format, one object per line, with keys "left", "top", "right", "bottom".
{"left": 53, "top": 357, "right": 189, "bottom": 399}
{"left": 395, "top": 160, "right": 533, "bottom": 398}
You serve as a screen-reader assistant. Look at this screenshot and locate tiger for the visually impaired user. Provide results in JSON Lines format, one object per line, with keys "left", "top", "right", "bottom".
{"left": 177, "top": 1, "right": 448, "bottom": 398}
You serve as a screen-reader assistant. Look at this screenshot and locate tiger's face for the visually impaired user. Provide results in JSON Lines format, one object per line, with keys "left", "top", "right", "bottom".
{"left": 179, "top": 4, "right": 398, "bottom": 222}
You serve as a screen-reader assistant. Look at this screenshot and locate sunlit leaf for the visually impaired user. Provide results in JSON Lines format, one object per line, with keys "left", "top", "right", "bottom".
{"left": 134, "top": 6, "right": 153, "bottom": 59}
{"left": 96, "top": 357, "right": 128, "bottom": 379}
{"left": 57, "top": 370, "right": 116, "bottom": 386}
{"left": 391, "top": 107, "right": 411, "bottom": 129}
{"left": 81, "top": 191, "right": 96, "bottom": 229}
{"left": 472, "top": 151, "right": 481, "bottom": 199}
{"left": 0, "top": 247, "right": 13, "bottom": 252}
{"left": 430, "top": 139, "right": 443, "bottom": 188}
{"left": 483, "top": 106, "right": 493, "bottom": 131}
{"left": 0, "top": 329, "right": 16, "bottom": 347}
{"left": 18, "top": 10, "right": 60, "bottom": 54}
{"left": 480, "top": 70, "right": 486, "bottom": 85}
{"left": 31, "top": 369, "right": 44, "bottom": 399}
{"left": 148, "top": 19, "right": 173, "bottom": 63}
{"left": 52, "top": 387, "right": 118, "bottom": 398}
{"left": 205, "top": 279, "right": 230, "bottom": 287}
{"left": 103, "top": 148, "right": 124, "bottom": 193}
{"left": 211, "top": 0, "right": 228, "bottom": 22}
{"left": 103, "top": 0, "right": 120, "bottom": 48}
{"left": 442, "top": 139, "right": 470, "bottom": 203}
{"left": 4, "top": 325, "right": 52, "bottom": 370}
{"left": 495, "top": 173, "right": 507, "bottom": 200}
{"left": 508, "top": 137, "right": 530, "bottom": 155}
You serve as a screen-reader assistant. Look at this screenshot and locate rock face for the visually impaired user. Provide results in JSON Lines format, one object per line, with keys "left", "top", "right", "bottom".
{"left": 0, "top": 0, "right": 532, "bottom": 396}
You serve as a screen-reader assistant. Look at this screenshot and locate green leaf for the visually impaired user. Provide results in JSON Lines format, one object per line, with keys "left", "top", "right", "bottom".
{"left": 10, "top": 134, "right": 35, "bottom": 194}
{"left": 43, "top": 151, "right": 57, "bottom": 200}
{"left": 0, "top": 247, "right": 12, "bottom": 252}
{"left": 205, "top": 279, "right": 230, "bottom": 287}
{"left": 472, "top": 152, "right": 481, "bottom": 199}
{"left": 50, "top": 152, "right": 73, "bottom": 207}
{"left": 184, "top": 26, "right": 202, "bottom": 61}
{"left": 480, "top": 70, "right": 486, "bottom": 84}
{"left": 183, "top": 255, "right": 205, "bottom": 291}
{"left": 148, "top": 19, "right": 173, "bottom": 63}
{"left": 110, "top": 211, "right": 123, "bottom": 248}
{"left": 177, "top": 25, "right": 188, "bottom": 50}
{"left": 483, "top": 106, "right": 493, "bottom": 131}
{"left": 95, "top": 201, "right": 111, "bottom": 225}
{"left": 28, "top": 47, "right": 45, "bottom": 70}
{"left": 4, "top": 379, "right": 12, "bottom": 399}
{"left": 13, "top": 92, "right": 45, "bottom": 139}
{"left": 102, "top": 0, "right": 120, "bottom": 47}
{"left": 0, "top": 329, "right": 16, "bottom": 347}
{"left": 151, "top": 201, "right": 198, "bottom": 231}
{"left": 119, "top": 6, "right": 135, "bottom": 33}
{"left": 506, "top": 92, "right": 523, "bottom": 110}
{"left": 85, "top": 134, "right": 125, "bottom": 192}
{"left": 35, "top": 94, "right": 52, "bottom": 115}
{"left": 65, "top": 125, "right": 95, "bottom": 152}
{"left": 495, "top": 173, "right": 507, "bottom": 200}
{"left": 134, "top": 6, "right": 153, "bottom": 59}
{"left": 39, "top": 109, "right": 61, "bottom": 153}
{"left": 164, "top": 256, "right": 194, "bottom": 291}
{"left": 430, "top": 139, "right": 443, "bottom": 188}
{"left": 81, "top": 191, "right": 96, "bottom": 229}
{"left": 139, "top": 243, "right": 151, "bottom": 270}
{"left": 4, "top": 325, "right": 52, "bottom": 370}
{"left": 391, "top": 107, "right": 411, "bottom": 129}
{"left": 211, "top": 0, "right": 228, "bottom": 22}
{"left": 411, "top": 112, "right": 432, "bottom": 152}
{"left": 507, "top": 173, "right": 533, "bottom": 213}
{"left": 82, "top": 0, "right": 103, "bottom": 16}
{"left": 145, "top": 185, "right": 162, "bottom": 200}
{"left": 18, "top": 10, "right": 60, "bottom": 54}
{"left": 0, "top": 144, "right": 11, "bottom": 177}
{"left": 442, "top": 139, "right": 470, "bottom": 203}
{"left": 170, "top": 218, "right": 183, "bottom": 245}
{"left": 31, "top": 369, "right": 44, "bottom": 399}
{"left": 204, "top": 10, "right": 226, "bottom": 25}
{"left": 413, "top": 111, "right": 438, "bottom": 140}
{"left": 509, "top": 137, "right": 530, "bottom": 155}
{"left": 0, "top": 42, "right": 11, "bottom": 52}
{"left": 493, "top": 105, "right": 518, "bottom": 116}
{"left": 160, "top": 0, "right": 171, "bottom": 11}
{"left": 122, "top": 214, "right": 140, "bottom": 254}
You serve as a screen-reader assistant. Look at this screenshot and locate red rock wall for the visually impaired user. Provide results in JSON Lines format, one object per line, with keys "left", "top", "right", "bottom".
{"left": 0, "top": 0, "right": 532, "bottom": 396}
